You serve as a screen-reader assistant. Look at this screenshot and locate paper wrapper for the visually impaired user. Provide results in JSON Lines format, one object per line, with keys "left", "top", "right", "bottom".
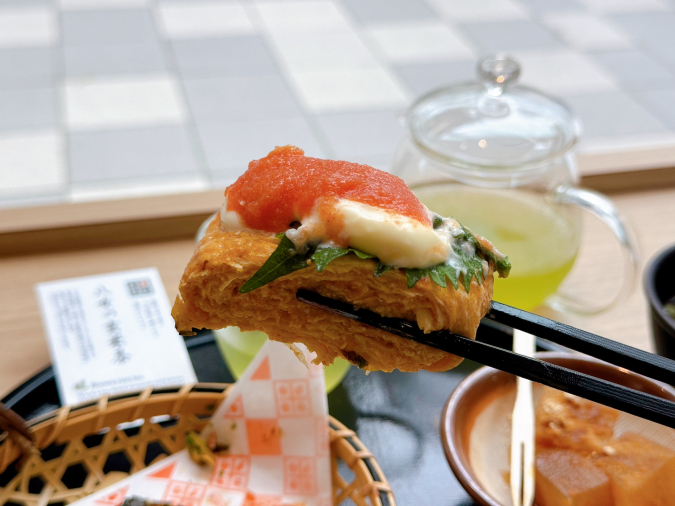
{"left": 72, "top": 340, "right": 332, "bottom": 506}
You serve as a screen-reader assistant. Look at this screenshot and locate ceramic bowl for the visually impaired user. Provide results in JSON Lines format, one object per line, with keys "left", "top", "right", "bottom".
{"left": 644, "top": 243, "right": 675, "bottom": 359}
{"left": 440, "top": 352, "right": 675, "bottom": 506}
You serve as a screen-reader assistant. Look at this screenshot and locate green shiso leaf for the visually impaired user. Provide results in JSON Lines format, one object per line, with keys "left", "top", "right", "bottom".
{"left": 404, "top": 264, "right": 460, "bottom": 289}
{"left": 374, "top": 263, "right": 392, "bottom": 277}
{"left": 312, "top": 246, "right": 372, "bottom": 272}
{"left": 240, "top": 220, "right": 509, "bottom": 293}
{"left": 494, "top": 255, "right": 512, "bottom": 277}
{"left": 240, "top": 239, "right": 376, "bottom": 293}
{"left": 312, "top": 247, "right": 350, "bottom": 272}
{"left": 405, "top": 269, "right": 427, "bottom": 289}
{"left": 462, "top": 272, "right": 472, "bottom": 293}
{"left": 352, "top": 249, "right": 374, "bottom": 259}
{"left": 428, "top": 268, "right": 446, "bottom": 288}
{"left": 441, "top": 265, "right": 459, "bottom": 290}
{"left": 239, "top": 234, "right": 310, "bottom": 293}
{"left": 461, "top": 225, "right": 511, "bottom": 279}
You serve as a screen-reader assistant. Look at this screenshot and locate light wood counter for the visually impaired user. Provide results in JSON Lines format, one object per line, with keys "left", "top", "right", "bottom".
{"left": 1, "top": 185, "right": 674, "bottom": 399}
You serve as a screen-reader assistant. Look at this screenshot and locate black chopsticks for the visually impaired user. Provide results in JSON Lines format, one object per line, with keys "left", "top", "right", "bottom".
{"left": 488, "top": 302, "right": 675, "bottom": 386}
{"left": 296, "top": 289, "right": 675, "bottom": 429}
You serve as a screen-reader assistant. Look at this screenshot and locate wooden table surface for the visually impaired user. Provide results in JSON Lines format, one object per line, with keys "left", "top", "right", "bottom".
{"left": 1, "top": 186, "right": 674, "bottom": 399}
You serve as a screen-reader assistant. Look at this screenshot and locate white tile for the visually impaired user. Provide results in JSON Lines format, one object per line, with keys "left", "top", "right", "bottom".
{"left": 339, "top": 153, "right": 393, "bottom": 171}
{"left": 576, "top": 0, "right": 669, "bottom": 13}
{"left": 514, "top": 50, "right": 617, "bottom": 96}
{"left": 0, "top": 130, "right": 65, "bottom": 195}
{"left": 59, "top": 0, "right": 149, "bottom": 9}
{"left": 69, "top": 174, "right": 210, "bottom": 202}
{"left": 156, "top": 1, "right": 255, "bottom": 39}
{"left": 289, "top": 68, "right": 409, "bottom": 113}
{"left": 0, "top": 7, "right": 58, "bottom": 48}
{"left": 269, "top": 31, "right": 379, "bottom": 72}
{"left": 254, "top": 0, "right": 353, "bottom": 34}
{"left": 64, "top": 75, "right": 187, "bottom": 131}
{"left": 426, "top": 0, "right": 528, "bottom": 22}
{"left": 542, "top": 13, "right": 632, "bottom": 51}
{"left": 366, "top": 22, "right": 475, "bottom": 64}
{"left": 200, "top": 117, "right": 326, "bottom": 174}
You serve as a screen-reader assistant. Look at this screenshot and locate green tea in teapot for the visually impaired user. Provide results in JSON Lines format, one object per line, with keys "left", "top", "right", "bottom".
{"left": 414, "top": 183, "right": 581, "bottom": 310}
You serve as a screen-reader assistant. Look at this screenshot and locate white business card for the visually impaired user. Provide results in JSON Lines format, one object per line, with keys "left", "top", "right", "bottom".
{"left": 36, "top": 268, "right": 197, "bottom": 406}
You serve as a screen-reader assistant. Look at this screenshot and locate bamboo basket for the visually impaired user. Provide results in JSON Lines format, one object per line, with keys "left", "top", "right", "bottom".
{"left": 0, "top": 383, "right": 395, "bottom": 506}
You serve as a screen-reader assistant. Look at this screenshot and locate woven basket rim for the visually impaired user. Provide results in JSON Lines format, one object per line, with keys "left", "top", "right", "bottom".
{"left": 0, "top": 382, "right": 396, "bottom": 506}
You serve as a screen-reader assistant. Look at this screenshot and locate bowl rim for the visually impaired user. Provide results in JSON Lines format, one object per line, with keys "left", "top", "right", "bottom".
{"left": 644, "top": 242, "right": 675, "bottom": 333}
{"left": 440, "top": 351, "right": 675, "bottom": 506}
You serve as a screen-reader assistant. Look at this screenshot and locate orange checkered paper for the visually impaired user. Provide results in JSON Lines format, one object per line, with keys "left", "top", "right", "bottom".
{"left": 72, "top": 340, "right": 332, "bottom": 506}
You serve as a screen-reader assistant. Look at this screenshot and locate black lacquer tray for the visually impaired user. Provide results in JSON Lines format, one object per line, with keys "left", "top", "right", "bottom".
{"left": 2, "top": 320, "right": 560, "bottom": 506}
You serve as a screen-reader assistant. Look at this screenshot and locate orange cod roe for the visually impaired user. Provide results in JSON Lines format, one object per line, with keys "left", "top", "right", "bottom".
{"left": 224, "top": 146, "right": 431, "bottom": 241}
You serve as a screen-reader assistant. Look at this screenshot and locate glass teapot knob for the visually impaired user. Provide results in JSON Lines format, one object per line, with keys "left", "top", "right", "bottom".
{"left": 477, "top": 54, "right": 520, "bottom": 97}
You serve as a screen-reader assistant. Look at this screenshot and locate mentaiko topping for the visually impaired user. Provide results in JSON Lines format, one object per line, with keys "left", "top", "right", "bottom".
{"left": 223, "top": 145, "right": 431, "bottom": 232}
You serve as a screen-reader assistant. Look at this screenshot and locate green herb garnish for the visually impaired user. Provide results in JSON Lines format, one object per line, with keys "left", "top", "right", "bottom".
{"left": 185, "top": 431, "right": 216, "bottom": 466}
{"left": 374, "top": 262, "right": 392, "bottom": 277}
{"left": 240, "top": 223, "right": 510, "bottom": 294}
{"left": 312, "top": 246, "right": 373, "bottom": 272}
{"left": 405, "top": 264, "right": 459, "bottom": 289}
{"left": 460, "top": 225, "right": 511, "bottom": 278}
{"left": 239, "top": 234, "right": 311, "bottom": 293}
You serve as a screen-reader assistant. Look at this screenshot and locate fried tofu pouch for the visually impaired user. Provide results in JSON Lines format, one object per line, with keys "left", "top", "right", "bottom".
{"left": 172, "top": 215, "right": 495, "bottom": 373}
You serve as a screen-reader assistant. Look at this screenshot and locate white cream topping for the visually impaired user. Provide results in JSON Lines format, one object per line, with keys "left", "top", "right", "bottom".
{"left": 284, "top": 211, "right": 326, "bottom": 249}
{"left": 334, "top": 200, "right": 447, "bottom": 268}
{"left": 219, "top": 197, "right": 495, "bottom": 272}
{"left": 220, "top": 198, "right": 246, "bottom": 231}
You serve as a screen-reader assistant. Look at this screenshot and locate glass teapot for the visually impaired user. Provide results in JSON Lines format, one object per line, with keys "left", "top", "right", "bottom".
{"left": 391, "top": 54, "right": 638, "bottom": 315}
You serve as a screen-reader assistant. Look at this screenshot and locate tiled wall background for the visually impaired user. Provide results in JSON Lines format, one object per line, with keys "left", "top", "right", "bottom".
{"left": 2, "top": 0, "right": 675, "bottom": 208}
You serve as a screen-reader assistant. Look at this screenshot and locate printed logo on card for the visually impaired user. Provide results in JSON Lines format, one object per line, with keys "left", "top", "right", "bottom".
{"left": 126, "top": 278, "right": 154, "bottom": 296}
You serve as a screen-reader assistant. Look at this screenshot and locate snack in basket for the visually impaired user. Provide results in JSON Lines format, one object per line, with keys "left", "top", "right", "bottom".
{"left": 172, "top": 146, "right": 510, "bottom": 373}
{"left": 533, "top": 386, "right": 675, "bottom": 506}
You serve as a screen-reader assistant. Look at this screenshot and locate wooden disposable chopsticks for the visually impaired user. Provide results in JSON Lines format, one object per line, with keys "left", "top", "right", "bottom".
{"left": 510, "top": 330, "right": 535, "bottom": 506}
{"left": 296, "top": 289, "right": 675, "bottom": 429}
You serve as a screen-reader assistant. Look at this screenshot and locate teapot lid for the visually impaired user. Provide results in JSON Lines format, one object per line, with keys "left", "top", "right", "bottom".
{"left": 406, "top": 54, "right": 578, "bottom": 170}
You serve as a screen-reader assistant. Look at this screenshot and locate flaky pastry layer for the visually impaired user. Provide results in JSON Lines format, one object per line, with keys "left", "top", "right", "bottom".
{"left": 172, "top": 216, "right": 494, "bottom": 372}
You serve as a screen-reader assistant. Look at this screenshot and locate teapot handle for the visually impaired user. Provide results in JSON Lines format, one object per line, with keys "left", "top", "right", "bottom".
{"left": 545, "top": 186, "right": 640, "bottom": 316}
